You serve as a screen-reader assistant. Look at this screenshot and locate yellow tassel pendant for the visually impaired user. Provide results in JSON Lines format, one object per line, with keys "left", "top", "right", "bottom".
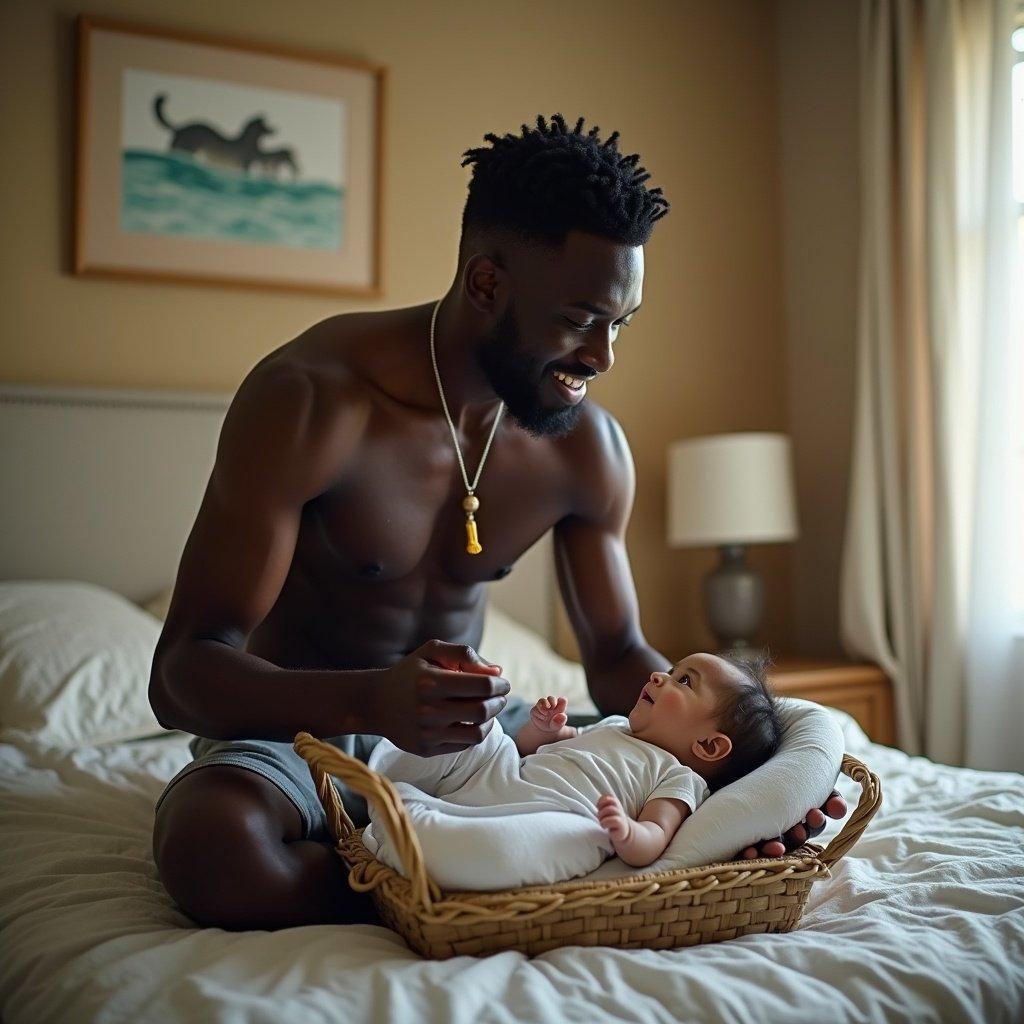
{"left": 462, "top": 494, "right": 482, "bottom": 554}
{"left": 465, "top": 516, "right": 482, "bottom": 555}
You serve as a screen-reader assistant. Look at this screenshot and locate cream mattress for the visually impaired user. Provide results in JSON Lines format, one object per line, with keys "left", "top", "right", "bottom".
{"left": 1, "top": 713, "right": 1022, "bottom": 1024}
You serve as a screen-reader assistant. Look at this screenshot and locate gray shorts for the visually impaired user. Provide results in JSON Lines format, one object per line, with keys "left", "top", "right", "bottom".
{"left": 155, "top": 696, "right": 534, "bottom": 843}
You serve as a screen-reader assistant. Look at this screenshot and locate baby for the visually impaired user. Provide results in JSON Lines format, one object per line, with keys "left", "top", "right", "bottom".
{"left": 362, "top": 650, "right": 783, "bottom": 887}
{"left": 513, "top": 650, "right": 783, "bottom": 867}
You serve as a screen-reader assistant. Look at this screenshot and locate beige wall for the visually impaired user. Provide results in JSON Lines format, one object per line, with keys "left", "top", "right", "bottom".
{"left": 1, "top": 0, "right": 800, "bottom": 661}
{"left": 776, "top": 0, "right": 862, "bottom": 657}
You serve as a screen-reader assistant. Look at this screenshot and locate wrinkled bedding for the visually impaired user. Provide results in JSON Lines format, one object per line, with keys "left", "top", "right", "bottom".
{"left": 1, "top": 710, "right": 1022, "bottom": 1024}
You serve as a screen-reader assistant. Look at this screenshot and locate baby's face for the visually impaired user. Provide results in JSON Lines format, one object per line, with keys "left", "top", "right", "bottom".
{"left": 627, "top": 652, "right": 742, "bottom": 769}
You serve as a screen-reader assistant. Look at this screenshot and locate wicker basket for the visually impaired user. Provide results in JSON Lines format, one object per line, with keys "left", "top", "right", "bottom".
{"left": 293, "top": 732, "right": 882, "bottom": 959}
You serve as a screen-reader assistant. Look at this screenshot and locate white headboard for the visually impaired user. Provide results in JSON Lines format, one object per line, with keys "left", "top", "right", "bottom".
{"left": 0, "top": 384, "right": 556, "bottom": 643}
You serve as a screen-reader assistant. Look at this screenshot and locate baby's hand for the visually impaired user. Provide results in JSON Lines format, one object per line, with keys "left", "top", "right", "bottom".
{"left": 596, "top": 794, "right": 632, "bottom": 843}
{"left": 530, "top": 695, "right": 568, "bottom": 733}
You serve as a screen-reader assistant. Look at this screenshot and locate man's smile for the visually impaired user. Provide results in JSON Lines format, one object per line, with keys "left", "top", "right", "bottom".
{"left": 553, "top": 370, "right": 588, "bottom": 389}
{"left": 549, "top": 369, "right": 590, "bottom": 404}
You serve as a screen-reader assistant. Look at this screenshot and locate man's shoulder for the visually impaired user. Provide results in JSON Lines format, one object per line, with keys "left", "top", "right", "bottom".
{"left": 237, "top": 310, "right": 397, "bottom": 420}
{"left": 267, "top": 305, "right": 432, "bottom": 408}
{"left": 220, "top": 318, "right": 385, "bottom": 486}
{"left": 554, "top": 401, "right": 635, "bottom": 519}
{"left": 557, "top": 401, "right": 632, "bottom": 469}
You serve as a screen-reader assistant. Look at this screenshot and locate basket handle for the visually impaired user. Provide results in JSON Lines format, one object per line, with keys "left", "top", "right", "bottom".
{"left": 816, "top": 752, "right": 883, "bottom": 870}
{"left": 293, "top": 732, "right": 435, "bottom": 911}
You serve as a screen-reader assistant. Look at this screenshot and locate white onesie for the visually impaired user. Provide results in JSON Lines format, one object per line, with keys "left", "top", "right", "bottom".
{"left": 361, "top": 716, "right": 709, "bottom": 890}
{"left": 520, "top": 715, "right": 709, "bottom": 820}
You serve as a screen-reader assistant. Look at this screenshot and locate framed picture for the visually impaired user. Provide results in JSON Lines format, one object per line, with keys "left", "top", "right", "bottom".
{"left": 74, "top": 15, "right": 386, "bottom": 297}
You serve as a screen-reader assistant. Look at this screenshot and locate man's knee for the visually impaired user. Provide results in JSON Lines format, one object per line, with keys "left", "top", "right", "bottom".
{"left": 153, "top": 766, "right": 305, "bottom": 929}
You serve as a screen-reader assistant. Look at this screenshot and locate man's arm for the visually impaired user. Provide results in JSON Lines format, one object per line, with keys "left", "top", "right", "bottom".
{"left": 151, "top": 360, "right": 509, "bottom": 750}
{"left": 553, "top": 407, "right": 671, "bottom": 716}
{"left": 553, "top": 406, "right": 849, "bottom": 852}
{"left": 148, "top": 362, "right": 379, "bottom": 741}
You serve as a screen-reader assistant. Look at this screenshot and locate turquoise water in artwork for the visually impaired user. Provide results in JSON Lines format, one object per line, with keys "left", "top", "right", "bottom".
{"left": 120, "top": 149, "right": 343, "bottom": 251}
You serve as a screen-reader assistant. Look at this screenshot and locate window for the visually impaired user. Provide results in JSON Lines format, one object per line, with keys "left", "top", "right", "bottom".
{"left": 1011, "top": 24, "right": 1024, "bottom": 621}
{"left": 1013, "top": 27, "right": 1024, "bottom": 203}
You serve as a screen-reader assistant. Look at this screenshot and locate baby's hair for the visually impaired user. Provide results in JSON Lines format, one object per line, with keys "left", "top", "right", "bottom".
{"left": 702, "top": 650, "right": 783, "bottom": 793}
{"left": 457, "top": 113, "right": 670, "bottom": 263}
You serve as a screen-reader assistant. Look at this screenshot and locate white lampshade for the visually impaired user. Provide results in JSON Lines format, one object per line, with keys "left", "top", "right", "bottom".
{"left": 667, "top": 432, "right": 799, "bottom": 547}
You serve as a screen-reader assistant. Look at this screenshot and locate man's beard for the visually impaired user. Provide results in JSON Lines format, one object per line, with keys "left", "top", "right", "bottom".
{"left": 477, "top": 303, "right": 585, "bottom": 439}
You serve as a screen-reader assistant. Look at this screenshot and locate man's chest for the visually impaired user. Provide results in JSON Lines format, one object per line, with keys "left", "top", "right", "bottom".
{"left": 296, "top": 423, "right": 574, "bottom": 587}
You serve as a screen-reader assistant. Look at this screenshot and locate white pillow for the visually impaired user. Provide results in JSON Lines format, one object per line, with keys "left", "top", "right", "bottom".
{"left": 480, "top": 605, "right": 597, "bottom": 714}
{"left": 587, "top": 696, "right": 847, "bottom": 878}
{"left": 0, "top": 581, "right": 165, "bottom": 747}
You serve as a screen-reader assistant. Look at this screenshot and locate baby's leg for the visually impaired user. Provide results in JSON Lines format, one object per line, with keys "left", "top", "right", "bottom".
{"left": 372, "top": 802, "right": 610, "bottom": 891}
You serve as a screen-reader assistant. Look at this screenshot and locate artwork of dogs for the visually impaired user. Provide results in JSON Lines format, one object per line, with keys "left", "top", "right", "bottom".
{"left": 152, "top": 93, "right": 298, "bottom": 177}
{"left": 120, "top": 70, "right": 345, "bottom": 250}
{"left": 75, "top": 16, "right": 383, "bottom": 295}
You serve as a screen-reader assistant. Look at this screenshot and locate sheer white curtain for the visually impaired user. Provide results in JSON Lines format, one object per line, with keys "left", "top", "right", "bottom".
{"left": 840, "top": 0, "right": 1023, "bottom": 769}
{"left": 963, "top": 9, "right": 1024, "bottom": 772}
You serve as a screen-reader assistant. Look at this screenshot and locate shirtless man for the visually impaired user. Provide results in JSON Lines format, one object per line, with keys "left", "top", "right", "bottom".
{"left": 149, "top": 114, "right": 846, "bottom": 930}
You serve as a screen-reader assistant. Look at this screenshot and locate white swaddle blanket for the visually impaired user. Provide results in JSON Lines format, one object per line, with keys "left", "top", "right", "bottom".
{"left": 361, "top": 716, "right": 708, "bottom": 891}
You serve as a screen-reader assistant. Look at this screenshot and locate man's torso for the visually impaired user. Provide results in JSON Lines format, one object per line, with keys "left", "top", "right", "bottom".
{"left": 242, "top": 304, "right": 613, "bottom": 671}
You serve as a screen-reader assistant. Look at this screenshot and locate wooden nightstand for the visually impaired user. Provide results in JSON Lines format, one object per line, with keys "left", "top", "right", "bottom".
{"left": 768, "top": 658, "right": 895, "bottom": 747}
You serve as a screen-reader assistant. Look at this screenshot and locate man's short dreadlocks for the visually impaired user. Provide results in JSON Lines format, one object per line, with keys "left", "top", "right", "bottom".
{"left": 458, "top": 113, "right": 670, "bottom": 260}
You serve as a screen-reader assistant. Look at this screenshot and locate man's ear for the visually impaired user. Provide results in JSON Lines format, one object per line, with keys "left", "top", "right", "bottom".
{"left": 692, "top": 732, "right": 732, "bottom": 763}
{"left": 464, "top": 252, "right": 508, "bottom": 310}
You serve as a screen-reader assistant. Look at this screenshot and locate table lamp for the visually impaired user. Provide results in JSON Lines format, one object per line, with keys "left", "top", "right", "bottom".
{"left": 667, "top": 432, "right": 798, "bottom": 659}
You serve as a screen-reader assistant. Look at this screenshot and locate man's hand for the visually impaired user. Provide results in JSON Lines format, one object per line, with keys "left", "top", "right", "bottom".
{"left": 737, "top": 790, "right": 848, "bottom": 860}
{"left": 378, "top": 640, "right": 510, "bottom": 756}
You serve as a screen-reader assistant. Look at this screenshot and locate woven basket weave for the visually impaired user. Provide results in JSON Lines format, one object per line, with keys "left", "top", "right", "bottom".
{"left": 294, "top": 732, "right": 881, "bottom": 959}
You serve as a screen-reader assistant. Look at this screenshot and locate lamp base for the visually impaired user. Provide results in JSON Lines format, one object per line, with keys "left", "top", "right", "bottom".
{"left": 703, "top": 544, "right": 764, "bottom": 656}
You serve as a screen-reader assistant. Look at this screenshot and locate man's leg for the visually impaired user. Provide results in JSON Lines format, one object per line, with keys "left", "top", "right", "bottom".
{"left": 152, "top": 699, "right": 537, "bottom": 930}
{"left": 153, "top": 765, "right": 379, "bottom": 930}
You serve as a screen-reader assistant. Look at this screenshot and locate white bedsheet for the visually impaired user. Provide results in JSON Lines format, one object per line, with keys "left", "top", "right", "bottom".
{"left": 1, "top": 711, "right": 1022, "bottom": 1024}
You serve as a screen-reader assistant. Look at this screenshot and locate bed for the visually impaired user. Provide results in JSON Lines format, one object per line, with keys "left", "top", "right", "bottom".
{"left": 1, "top": 385, "right": 1022, "bottom": 1024}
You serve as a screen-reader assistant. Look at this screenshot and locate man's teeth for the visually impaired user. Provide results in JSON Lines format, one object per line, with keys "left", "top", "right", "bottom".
{"left": 554, "top": 371, "right": 586, "bottom": 390}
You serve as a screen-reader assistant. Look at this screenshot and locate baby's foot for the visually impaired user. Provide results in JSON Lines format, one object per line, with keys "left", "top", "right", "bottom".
{"left": 530, "top": 695, "right": 568, "bottom": 733}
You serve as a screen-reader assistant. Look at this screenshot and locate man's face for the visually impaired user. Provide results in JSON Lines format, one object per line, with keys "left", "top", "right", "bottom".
{"left": 477, "top": 300, "right": 584, "bottom": 438}
{"left": 475, "top": 231, "right": 644, "bottom": 438}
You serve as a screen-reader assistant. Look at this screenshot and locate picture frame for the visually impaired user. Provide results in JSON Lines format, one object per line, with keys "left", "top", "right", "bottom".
{"left": 73, "top": 15, "right": 386, "bottom": 297}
